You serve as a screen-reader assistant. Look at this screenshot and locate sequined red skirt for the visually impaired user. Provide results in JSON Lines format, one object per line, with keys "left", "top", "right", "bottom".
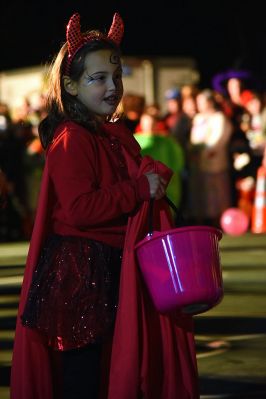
{"left": 21, "top": 235, "right": 122, "bottom": 351}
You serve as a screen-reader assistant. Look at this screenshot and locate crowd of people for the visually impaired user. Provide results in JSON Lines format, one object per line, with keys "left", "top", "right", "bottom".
{"left": 0, "top": 97, "right": 46, "bottom": 241}
{"left": 123, "top": 76, "right": 266, "bottom": 228}
{"left": 1, "top": 72, "right": 266, "bottom": 241}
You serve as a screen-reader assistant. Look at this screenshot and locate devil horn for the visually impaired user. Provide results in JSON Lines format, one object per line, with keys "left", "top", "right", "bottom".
{"left": 107, "top": 13, "right": 124, "bottom": 46}
{"left": 66, "top": 13, "right": 83, "bottom": 56}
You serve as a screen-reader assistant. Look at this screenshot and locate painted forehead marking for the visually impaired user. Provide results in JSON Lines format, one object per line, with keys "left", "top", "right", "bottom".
{"left": 110, "top": 52, "right": 120, "bottom": 65}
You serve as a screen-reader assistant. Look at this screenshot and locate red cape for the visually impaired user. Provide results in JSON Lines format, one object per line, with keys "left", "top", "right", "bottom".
{"left": 11, "top": 163, "right": 58, "bottom": 399}
{"left": 107, "top": 156, "right": 199, "bottom": 399}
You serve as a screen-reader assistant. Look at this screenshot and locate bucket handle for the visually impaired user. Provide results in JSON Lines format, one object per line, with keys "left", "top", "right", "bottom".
{"left": 148, "top": 196, "right": 184, "bottom": 236}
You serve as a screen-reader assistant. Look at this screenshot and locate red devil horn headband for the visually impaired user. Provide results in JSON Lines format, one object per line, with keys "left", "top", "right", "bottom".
{"left": 108, "top": 13, "right": 124, "bottom": 46}
{"left": 65, "top": 12, "right": 124, "bottom": 75}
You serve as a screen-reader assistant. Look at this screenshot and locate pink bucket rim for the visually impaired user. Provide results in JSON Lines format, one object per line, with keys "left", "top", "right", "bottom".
{"left": 135, "top": 225, "right": 223, "bottom": 251}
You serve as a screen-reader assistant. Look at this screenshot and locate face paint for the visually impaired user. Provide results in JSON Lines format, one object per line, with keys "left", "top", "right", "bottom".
{"left": 110, "top": 52, "right": 120, "bottom": 65}
{"left": 85, "top": 75, "right": 97, "bottom": 85}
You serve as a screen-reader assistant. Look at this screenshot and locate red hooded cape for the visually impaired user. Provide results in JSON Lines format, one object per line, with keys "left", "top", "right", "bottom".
{"left": 11, "top": 126, "right": 198, "bottom": 398}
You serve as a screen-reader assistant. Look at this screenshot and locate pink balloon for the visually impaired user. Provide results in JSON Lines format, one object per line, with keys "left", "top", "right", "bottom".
{"left": 220, "top": 208, "right": 249, "bottom": 236}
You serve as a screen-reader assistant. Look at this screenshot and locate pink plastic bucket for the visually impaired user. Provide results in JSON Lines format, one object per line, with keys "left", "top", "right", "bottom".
{"left": 135, "top": 225, "right": 223, "bottom": 315}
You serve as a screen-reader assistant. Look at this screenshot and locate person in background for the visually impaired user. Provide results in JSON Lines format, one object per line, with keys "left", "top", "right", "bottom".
{"left": 135, "top": 103, "right": 168, "bottom": 135}
{"left": 189, "top": 89, "right": 233, "bottom": 227}
{"left": 0, "top": 103, "right": 29, "bottom": 240}
{"left": 121, "top": 92, "right": 145, "bottom": 133}
{"left": 240, "top": 90, "right": 266, "bottom": 179}
{"left": 181, "top": 84, "right": 199, "bottom": 100}
{"left": 134, "top": 110, "right": 184, "bottom": 213}
{"left": 162, "top": 89, "right": 196, "bottom": 220}
{"left": 213, "top": 72, "right": 253, "bottom": 205}
{"left": 162, "top": 87, "right": 192, "bottom": 147}
{"left": 234, "top": 90, "right": 266, "bottom": 216}
{"left": 162, "top": 88, "right": 185, "bottom": 132}
{"left": 11, "top": 12, "right": 198, "bottom": 399}
{"left": 182, "top": 94, "right": 197, "bottom": 120}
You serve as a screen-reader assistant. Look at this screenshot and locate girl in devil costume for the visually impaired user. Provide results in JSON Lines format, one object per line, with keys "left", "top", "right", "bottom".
{"left": 11, "top": 12, "right": 199, "bottom": 399}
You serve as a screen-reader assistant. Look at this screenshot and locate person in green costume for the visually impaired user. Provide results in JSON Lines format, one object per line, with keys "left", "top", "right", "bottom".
{"left": 134, "top": 111, "right": 184, "bottom": 211}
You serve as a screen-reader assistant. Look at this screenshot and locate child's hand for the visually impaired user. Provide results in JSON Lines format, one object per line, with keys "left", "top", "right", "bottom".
{"left": 145, "top": 172, "right": 167, "bottom": 200}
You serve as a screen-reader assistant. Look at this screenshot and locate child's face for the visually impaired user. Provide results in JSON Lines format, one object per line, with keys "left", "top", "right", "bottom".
{"left": 75, "top": 49, "right": 123, "bottom": 118}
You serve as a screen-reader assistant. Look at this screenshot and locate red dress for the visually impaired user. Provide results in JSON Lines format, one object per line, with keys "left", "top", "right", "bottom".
{"left": 21, "top": 234, "right": 123, "bottom": 350}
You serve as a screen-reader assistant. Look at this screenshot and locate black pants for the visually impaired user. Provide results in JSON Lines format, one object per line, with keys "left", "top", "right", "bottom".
{"left": 61, "top": 344, "right": 102, "bottom": 399}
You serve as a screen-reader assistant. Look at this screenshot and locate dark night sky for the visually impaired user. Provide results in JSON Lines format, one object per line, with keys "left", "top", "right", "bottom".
{"left": 1, "top": 0, "right": 266, "bottom": 89}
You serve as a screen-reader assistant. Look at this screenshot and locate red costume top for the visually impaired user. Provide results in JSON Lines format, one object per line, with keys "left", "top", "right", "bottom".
{"left": 46, "top": 121, "right": 150, "bottom": 248}
{"left": 11, "top": 121, "right": 198, "bottom": 398}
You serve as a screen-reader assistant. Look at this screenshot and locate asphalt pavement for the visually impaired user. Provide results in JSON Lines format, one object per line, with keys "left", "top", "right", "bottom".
{"left": 195, "top": 233, "right": 266, "bottom": 399}
{"left": 0, "top": 232, "right": 265, "bottom": 398}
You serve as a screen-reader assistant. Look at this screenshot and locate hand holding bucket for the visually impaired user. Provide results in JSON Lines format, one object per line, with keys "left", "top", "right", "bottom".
{"left": 135, "top": 198, "right": 224, "bottom": 315}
